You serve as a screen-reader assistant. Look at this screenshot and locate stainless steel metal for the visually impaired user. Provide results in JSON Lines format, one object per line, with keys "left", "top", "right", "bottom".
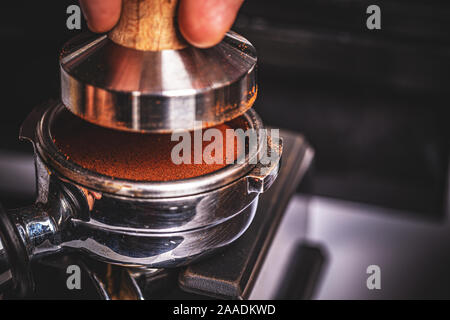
{"left": 69, "top": 198, "right": 259, "bottom": 266}
{"left": 0, "top": 237, "right": 13, "bottom": 293}
{"left": 60, "top": 31, "right": 257, "bottom": 133}
{"left": 2, "top": 100, "right": 282, "bottom": 270}
{"left": 0, "top": 203, "right": 35, "bottom": 297}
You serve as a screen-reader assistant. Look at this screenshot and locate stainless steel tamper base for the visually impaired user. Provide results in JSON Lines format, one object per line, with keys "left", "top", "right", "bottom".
{"left": 60, "top": 31, "right": 257, "bottom": 133}
{"left": 0, "top": 100, "right": 282, "bottom": 297}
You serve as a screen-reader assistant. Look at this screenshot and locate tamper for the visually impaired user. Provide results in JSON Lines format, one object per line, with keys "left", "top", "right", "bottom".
{"left": 61, "top": 0, "right": 257, "bottom": 132}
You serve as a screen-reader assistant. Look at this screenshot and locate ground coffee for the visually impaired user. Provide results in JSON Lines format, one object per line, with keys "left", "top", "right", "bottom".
{"left": 52, "top": 110, "right": 243, "bottom": 181}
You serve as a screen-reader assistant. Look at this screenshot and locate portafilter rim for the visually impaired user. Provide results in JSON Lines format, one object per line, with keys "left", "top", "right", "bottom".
{"left": 35, "top": 103, "right": 265, "bottom": 199}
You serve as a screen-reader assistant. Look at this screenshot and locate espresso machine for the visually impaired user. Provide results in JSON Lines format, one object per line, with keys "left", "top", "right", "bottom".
{"left": 0, "top": 0, "right": 313, "bottom": 299}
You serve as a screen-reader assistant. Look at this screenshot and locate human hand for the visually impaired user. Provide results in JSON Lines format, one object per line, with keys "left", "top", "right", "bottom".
{"left": 79, "top": 0, "right": 244, "bottom": 48}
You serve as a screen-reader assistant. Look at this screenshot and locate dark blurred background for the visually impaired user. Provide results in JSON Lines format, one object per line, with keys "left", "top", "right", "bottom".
{"left": 0, "top": 0, "right": 448, "bottom": 219}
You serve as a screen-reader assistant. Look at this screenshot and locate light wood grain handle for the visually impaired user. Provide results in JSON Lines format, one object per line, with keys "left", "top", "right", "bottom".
{"left": 109, "top": 0, "right": 186, "bottom": 51}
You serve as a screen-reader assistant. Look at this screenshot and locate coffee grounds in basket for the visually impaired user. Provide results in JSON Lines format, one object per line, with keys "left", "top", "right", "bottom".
{"left": 52, "top": 110, "right": 243, "bottom": 182}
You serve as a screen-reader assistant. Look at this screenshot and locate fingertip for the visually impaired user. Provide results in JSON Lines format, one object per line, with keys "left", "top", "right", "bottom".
{"left": 179, "top": 0, "right": 244, "bottom": 48}
{"left": 80, "top": 0, "right": 122, "bottom": 33}
{"left": 179, "top": 23, "right": 224, "bottom": 49}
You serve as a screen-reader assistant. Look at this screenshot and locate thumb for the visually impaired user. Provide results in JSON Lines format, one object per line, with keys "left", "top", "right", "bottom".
{"left": 80, "top": 0, "right": 122, "bottom": 33}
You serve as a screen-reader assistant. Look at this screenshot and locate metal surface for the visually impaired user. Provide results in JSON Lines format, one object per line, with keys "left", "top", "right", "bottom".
{"left": 179, "top": 131, "right": 313, "bottom": 299}
{"left": 66, "top": 198, "right": 259, "bottom": 267}
{"left": 130, "top": 268, "right": 178, "bottom": 299}
{"left": 0, "top": 235, "right": 12, "bottom": 293}
{"left": 60, "top": 31, "right": 257, "bottom": 133}
{"left": 274, "top": 242, "right": 326, "bottom": 299}
{"left": 0, "top": 203, "right": 34, "bottom": 297}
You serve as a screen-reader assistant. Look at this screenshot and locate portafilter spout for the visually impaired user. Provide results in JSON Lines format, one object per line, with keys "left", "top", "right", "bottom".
{"left": 60, "top": 0, "right": 257, "bottom": 133}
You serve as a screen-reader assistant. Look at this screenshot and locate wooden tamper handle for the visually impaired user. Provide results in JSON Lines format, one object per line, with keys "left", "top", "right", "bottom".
{"left": 109, "top": 0, "right": 186, "bottom": 51}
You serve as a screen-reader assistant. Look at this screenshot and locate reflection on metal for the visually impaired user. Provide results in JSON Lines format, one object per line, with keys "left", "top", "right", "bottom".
{"left": 60, "top": 32, "right": 257, "bottom": 133}
{"left": 92, "top": 264, "right": 144, "bottom": 300}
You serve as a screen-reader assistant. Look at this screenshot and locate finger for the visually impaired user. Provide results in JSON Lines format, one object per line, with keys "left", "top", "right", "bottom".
{"left": 178, "top": 0, "right": 244, "bottom": 48}
{"left": 80, "top": 0, "right": 122, "bottom": 33}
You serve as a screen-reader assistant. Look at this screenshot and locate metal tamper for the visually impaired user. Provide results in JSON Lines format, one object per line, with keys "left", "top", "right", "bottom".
{"left": 60, "top": 0, "right": 257, "bottom": 132}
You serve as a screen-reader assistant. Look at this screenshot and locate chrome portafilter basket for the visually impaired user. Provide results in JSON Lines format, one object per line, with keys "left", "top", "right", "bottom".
{"left": 0, "top": 101, "right": 281, "bottom": 297}
{"left": 0, "top": 0, "right": 282, "bottom": 298}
